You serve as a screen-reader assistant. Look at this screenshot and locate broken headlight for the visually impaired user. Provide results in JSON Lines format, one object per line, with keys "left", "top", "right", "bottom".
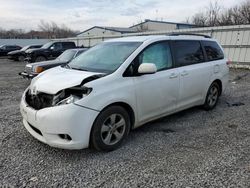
{"left": 54, "top": 86, "right": 92, "bottom": 106}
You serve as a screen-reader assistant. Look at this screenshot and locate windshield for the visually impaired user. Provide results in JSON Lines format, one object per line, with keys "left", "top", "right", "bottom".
{"left": 41, "top": 42, "right": 53, "bottom": 49}
{"left": 21, "top": 46, "right": 30, "bottom": 51}
{"left": 68, "top": 42, "right": 141, "bottom": 73}
{"left": 57, "top": 50, "right": 76, "bottom": 61}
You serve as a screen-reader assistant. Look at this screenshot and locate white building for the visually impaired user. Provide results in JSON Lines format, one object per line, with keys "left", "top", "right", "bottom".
{"left": 77, "top": 19, "right": 196, "bottom": 37}
{"left": 77, "top": 26, "right": 137, "bottom": 37}
{"left": 130, "top": 19, "right": 196, "bottom": 32}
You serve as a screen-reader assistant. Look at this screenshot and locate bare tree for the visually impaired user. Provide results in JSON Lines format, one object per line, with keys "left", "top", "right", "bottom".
{"left": 0, "top": 21, "right": 76, "bottom": 39}
{"left": 219, "top": 9, "right": 234, "bottom": 26}
{"left": 206, "top": 1, "right": 221, "bottom": 26}
{"left": 189, "top": 0, "right": 250, "bottom": 27}
{"left": 38, "top": 20, "right": 76, "bottom": 38}
{"left": 192, "top": 13, "right": 207, "bottom": 27}
{"left": 238, "top": 0, "right": 250, "bottom": 23}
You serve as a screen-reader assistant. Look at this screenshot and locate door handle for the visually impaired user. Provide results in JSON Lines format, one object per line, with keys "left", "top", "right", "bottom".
{"left": 181, "top": 71, "right": 188, "bottom": 76}
{"left": 169, "top": 73, "right": 178, "bottom": 79}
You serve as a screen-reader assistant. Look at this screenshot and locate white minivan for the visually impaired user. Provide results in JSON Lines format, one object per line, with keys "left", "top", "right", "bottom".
{"left": 20, "top": 34, "right": 229, "bottom": 151}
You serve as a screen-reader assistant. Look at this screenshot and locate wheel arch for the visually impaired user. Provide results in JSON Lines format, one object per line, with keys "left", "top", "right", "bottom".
{"left": 100, "top": 102, "right": 136, "bottom": 130}
{"left": 212, "top": 79, "right": 222, "bottom": 96}
{"left": 35, "top": 55, "right": 47, "bottom": 61}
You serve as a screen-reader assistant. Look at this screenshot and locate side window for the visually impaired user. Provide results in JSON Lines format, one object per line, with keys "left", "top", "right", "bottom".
{"left": 202, "top": 41, "right": 224, "bottom": 61}
{"left": 63, "top": 42, "right": 75, "bottom": 49}
{"left": 139, "top": 42, "right": 173, "bottom": 71}
{"left": 173, "top": 40, "right": 205, "bottom": 66}
{"left": 54, "top": 43, "right": 63, "bottom": 50}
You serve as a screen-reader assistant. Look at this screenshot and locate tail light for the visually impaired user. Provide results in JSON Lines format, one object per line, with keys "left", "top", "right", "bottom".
{"left": 226, "top": 59, "right": 232, "bottom": 66}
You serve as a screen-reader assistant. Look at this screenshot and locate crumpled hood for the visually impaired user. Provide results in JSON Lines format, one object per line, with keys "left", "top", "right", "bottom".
{"left": 8, "top": 50, "right": 21, "bottom": 55}
{"left": 26, "top": 48, "right": 43, "bottom": 53}
{"left": 30, "top": 66, "right": 102, "bottom": 94}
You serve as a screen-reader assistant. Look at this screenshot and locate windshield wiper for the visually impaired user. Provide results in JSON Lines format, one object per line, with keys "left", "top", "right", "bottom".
{"left": 71, "top": 67, "right": 88, "bottom": 71}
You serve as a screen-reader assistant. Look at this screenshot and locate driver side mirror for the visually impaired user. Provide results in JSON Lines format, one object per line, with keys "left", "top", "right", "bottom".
{"left": 50, "top": 46, "right": 55, "bottom": 50}
{"left": 138, "top": 63, "right": 157, "bottom": 74}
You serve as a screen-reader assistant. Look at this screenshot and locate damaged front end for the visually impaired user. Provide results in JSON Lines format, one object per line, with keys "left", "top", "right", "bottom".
{"left": 25, "top": 86, "right": 92, "bottom": 110}
{"left": 25, "top": 74, "right": 105, "bottom": 110}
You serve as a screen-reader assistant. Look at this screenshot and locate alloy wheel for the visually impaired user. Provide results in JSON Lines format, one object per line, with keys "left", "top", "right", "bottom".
{"left": 207, "top": 85, "right": 219, "bottom": 107}
{"left": 101, "top": 114, "right": 126, "bottom": 145}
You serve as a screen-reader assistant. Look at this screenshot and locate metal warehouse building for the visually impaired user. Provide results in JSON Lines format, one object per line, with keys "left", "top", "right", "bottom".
{"left": 59, "top": 24, "right": 250, "bottom": 65}
{"left": 77, "top": 19, "right": 195, "bottom": 37}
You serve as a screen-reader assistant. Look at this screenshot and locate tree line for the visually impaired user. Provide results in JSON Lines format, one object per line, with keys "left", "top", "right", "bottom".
{"left": 0, "top": 21, "right": 78, "bottom": 39}
{"left": 189, "top": 0, "right": 250, "bottom": 27}
{"left": 1, "top": 1, "right": 249, "bottom": 39}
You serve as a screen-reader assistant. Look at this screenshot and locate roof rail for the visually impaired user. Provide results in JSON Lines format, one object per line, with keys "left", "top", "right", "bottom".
{"left": 168, "top": 33, "right": 212, "bottom": 38}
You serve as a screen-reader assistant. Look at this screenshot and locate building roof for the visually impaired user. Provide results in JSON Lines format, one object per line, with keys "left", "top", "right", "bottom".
{"left": 77, "top": 19, "right": 196, "bottom": 36}
{"left": 77, "top": 26, "right": 136, "bottom": 35}
{"left": 130, "top": 19, "right": 196, "bottom": 28}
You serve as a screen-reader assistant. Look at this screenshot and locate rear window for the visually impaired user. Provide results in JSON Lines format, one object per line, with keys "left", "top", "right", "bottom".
{"left": 63, "top": 42, "right": 75, "bottom": 48}
{"left": 202, "top": 41, "right": 224, "bottom": 61}
{"left": 173, "top": 40, "right": 205, "bottom": 66}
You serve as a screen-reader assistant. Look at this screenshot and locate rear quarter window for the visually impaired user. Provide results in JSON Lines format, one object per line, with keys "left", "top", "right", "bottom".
{"left": 202, "top": 41, "right": 224, "bottom": 61}
{"left": 173, "top": 40, "right": 205, "bottom": 67}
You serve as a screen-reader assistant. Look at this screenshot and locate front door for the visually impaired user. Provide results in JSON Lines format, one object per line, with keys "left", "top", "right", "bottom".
{"left": 133, "top": 41, "right": 179, "bottom": 124}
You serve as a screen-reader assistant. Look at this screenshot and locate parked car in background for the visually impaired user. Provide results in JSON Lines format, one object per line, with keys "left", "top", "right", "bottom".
{"left": 25, "top": 41, "right": 76, "bottom": 63}
{"left": 0, "top": 45, "right": 22, "bottom": 56}
{"left": 20, "top": 34, "right": 229, "bottom": 151}
{"left": 8, "top": 45, "right": 42, "bottom": 61}
{"left": 19, "top": 48, "right": 88, "bottom": 79}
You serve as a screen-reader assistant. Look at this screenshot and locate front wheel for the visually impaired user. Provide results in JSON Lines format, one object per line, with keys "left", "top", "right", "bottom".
{"left": 35, "top": 56, "right": 46, "bottom": 62}
{"left": 90, "top": 106, "right": 130, "bottom": 151}
{"left": 203, "top": 82, "right": 220, "bottom": 110}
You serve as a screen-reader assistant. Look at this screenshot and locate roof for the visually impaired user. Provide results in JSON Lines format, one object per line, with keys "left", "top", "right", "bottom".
{"left": 106, "top": 35, "right": 166, "bottom": 42}
{"left": 130, "top": 19, "right": 196, "bottom": 28}
{"left": 77, "top": 26, "right": 136, "bottom": 35}
{"left": 77, "top": 19, "right": 197, "bottom": 36}
{"left": 105, "top": 35, "right": 214, "bottom": 43}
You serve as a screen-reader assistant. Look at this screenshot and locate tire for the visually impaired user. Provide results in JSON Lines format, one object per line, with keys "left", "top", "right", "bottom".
{"left": 90, "top": 106, "right": 130, "bottom": 151}
{"left": 203, "top": 82, "right": 220, "bottom": 110}
{"left": 18, "top": 55, "right": 25, "bottom": 62}
{"left": 35, "top": 56, "right": 46, "bottom": 62}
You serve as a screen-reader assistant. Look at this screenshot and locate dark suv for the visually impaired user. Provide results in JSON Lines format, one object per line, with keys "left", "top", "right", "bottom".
{"left": 0, "top": 45, "right": 22, "bottom": 56}
{"left": 25, "top": 41, "right": 76, "bottom": 63}
{"left": 8, "top": 45, "right": 42, "bottom": 61}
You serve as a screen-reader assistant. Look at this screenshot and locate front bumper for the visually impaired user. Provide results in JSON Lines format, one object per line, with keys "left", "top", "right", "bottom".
{"left": 19, "top": 72, "right": 37, "bottom": 79}
{"left": 20, "top": 96, "right": 99, "bottom": 149}
{"left": 8, "top": 55, "right": 15, "bottom": 60}
{"left": 24, "top": 56, "right": 35, "bottom": 63}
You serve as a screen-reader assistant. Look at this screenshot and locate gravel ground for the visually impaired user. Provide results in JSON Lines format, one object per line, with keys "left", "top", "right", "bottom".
{"left": 0, "top": 59, "right": 249, "bottom": 187}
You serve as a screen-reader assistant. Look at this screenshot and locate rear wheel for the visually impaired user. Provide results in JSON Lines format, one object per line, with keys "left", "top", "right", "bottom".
{"left": 90, "top": 106, "right": 130, "bottom": 151}
{"left": 203, "top": 82, "right": 220, "bottom": 110}
{"left": 35, "top": 56, "right": 46, "bottom": 62}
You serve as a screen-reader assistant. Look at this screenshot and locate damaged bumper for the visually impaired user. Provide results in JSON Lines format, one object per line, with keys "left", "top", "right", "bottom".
{"left": 20, "top": 95, "right": 99, "bottom": 150}
{"left": 19, "top": 71, "right": 37, "bottom": 79}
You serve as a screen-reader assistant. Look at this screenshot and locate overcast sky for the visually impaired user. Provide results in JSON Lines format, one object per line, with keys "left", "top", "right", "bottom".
{"left": 0, "top": 0, "right": 246, "bottom": 32}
